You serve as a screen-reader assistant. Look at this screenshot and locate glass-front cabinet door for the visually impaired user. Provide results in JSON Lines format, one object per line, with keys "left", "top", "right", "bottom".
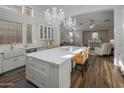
{"left": 48, "top": 27, "right": 51, "bottom": 38}
{"left": 40, "top": 25, "right": 54, "bottom": 40}
{"left": 51, "top": 28, "right": 53, "bottom": 38}
{"left": 44, "top": 26, "right": 47, "bottom": 39}
{"left": 40, "top": 26, "right": 43, "bottom": 39}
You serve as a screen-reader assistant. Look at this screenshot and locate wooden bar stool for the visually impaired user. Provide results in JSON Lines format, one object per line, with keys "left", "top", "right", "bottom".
{"left": 84, "top": 46, "right": 90, "bottom": 72}
{"left": 71, "top": 50, "right": 87, "bottom": 77}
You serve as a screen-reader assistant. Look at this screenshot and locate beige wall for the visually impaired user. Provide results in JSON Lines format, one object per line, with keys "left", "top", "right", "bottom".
{"left": 82, "top": 29, "right": 114, "bottom": 46}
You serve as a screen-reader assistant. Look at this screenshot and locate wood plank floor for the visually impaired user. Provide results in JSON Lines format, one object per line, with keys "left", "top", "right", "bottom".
{"left": 0, "top": 55, "right": 124, "bottom": 88}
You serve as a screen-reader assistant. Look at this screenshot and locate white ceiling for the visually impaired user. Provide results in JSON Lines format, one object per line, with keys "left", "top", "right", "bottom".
{"left": 39, "top": 5, "right": 115, "bottom": 31}
{"left": 39, "top": 5, "right": 117, "bottom": 16}
{"left": 74, "top": 10, "right": 114, "bottom": 31}
{"left": 39, "top": 5, "right": 76, "bottom": 16}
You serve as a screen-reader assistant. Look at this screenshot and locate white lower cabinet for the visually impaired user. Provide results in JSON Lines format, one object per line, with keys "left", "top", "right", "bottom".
{"left": 16, "top": 56, "right": 26, "bottom": 68}
{"left": 0, "top": 54, "right": 3, "bottom": 74}
{"left": 26, "top": 57, "right": 71, "bottom": 88}
{"left": 3, "top": 56, "right": 26, "bottom": 73}
{"left": 30, "top": 68, "right": 49, "bottom": 88}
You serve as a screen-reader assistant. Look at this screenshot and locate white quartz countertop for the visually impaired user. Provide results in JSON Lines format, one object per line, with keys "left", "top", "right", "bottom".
{"left": 0, "top": 48, "right": 25, "bottom": 54}
{"left": 26, "top": 46, "right": 87, "bottom": 65}
{"left": 0, "top": 48, "right": 26, "bottom": 58}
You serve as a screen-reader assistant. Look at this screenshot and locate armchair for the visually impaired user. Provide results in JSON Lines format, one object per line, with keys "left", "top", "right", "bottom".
{"left": 95, "top": 43, "right": 113, "bottom": 56}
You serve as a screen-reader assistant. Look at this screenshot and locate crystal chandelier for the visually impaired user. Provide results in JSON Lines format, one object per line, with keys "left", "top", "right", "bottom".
{"left": 90, "top": 20, "right": 95, "bottom": 29}
{"left": 45, "top": 7, "right": 76, "bottom": 30}
{"left": 63, "top": 17, "right": 76, "bottom": 31}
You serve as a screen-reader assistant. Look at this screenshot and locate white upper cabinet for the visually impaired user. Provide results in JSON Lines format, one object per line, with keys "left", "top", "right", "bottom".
{"left": 40, "top": 26, "right": 54, "bottom": 40}
{"left": 44, "top": 26, "right": 47, "bottom": 39}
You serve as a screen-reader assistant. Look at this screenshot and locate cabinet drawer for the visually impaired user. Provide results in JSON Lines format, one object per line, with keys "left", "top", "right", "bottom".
{"left": 3, "top": 56, "right": 26, "bottom": 73}
{"left": 30, "top": 59, "right": 49, "bottom": 78}
{"left": 16, "top": 56, "right": 26, "bottom": 68}
{"left": 3, "top": 58, "right": 16, "bottom": 72}
{"left": 30, "top": 68, "right": 49, "bottom": 88}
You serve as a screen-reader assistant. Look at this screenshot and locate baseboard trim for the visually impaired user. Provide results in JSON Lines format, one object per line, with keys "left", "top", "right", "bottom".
{"left": 114, "top": 62, "right": 124, "bottom": 75}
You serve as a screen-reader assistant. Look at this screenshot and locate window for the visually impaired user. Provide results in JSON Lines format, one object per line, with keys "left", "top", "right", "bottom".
{"left": 0, "top": 20, "right": 22, "bottom": 44}
{"left": 27, "top": 24, "right": 32, "bottom": 43}
{"left": 68, "top": 31, "right": 73, "bottom": 43}
{"left": 25, "top": 6, "right": 33, "bottom": 16}
{"left": 0, "top": 5, "right": 22, "bottom": 13}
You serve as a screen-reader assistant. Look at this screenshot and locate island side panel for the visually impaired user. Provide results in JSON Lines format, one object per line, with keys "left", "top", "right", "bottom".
{"left": 49, "top": 64, "right": 59, "bottom": 88}
{"left": 26, "top": 56, "right": 50, "bottom": 88}
{"left": 26, "top": 56, "right": 71, "bottom": 88}
{"left": 26, "top": 56, "right": 31, "bottom": 80}
{"left": 58, "top": 60, "right": 71, "bottom": 88}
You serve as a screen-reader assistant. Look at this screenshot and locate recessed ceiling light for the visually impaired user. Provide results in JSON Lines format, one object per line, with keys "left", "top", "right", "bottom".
{"left": 104, "top": 19, "right": 110, "bottom": 22}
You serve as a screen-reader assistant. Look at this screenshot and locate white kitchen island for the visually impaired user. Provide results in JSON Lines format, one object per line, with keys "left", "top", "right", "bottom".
{"left": 25, "top": 46, "right": 84, "bottom": 88}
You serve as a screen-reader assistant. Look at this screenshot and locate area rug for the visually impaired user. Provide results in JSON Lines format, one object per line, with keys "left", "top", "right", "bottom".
{"left": 8, "top": 79, "right": 37, "bottom": 88}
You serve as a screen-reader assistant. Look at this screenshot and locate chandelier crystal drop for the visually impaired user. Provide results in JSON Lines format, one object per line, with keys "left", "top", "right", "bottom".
{"left": 63, "top": 17, "right": 76, "bottom": 31}
{"left": 45, "top": 7, "right": 76, "bottom": 31}
{"left": 45, "top": 7, "right": 65, "bottom": 26}
{"left": 89, "top": 20, "right": 95, "bottom": 29}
